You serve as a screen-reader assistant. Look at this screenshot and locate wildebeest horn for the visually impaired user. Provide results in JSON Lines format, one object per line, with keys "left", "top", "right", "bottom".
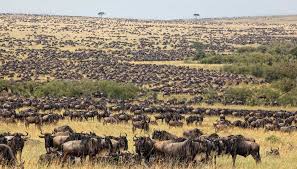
{"left": 133, "top": 135, "right": 138, "bottom": 141}
{"left": 124, "top": 133, "right": 127, "bottom": 137}
{"left": 22, "top": 132, "right": 30, "bottom": 139}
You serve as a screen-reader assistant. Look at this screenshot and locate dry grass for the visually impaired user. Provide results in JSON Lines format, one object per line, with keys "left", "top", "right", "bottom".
{"left": 130, "top": 61, "right": 224, "bottom": 71}
{"left": 1, "top": 115, "right": 297, "bottom": 169}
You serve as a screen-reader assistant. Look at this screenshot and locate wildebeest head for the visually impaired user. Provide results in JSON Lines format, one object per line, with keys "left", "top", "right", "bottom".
{"left": 133, "top": 135, "right": 154, "bottom": 158}
{"left": 118, "top": 133, "right": 128, "bottom": 151}
{"left": 39, "top": 131, "right": 54, "bottom": 153}
{"left": 10, "top": 133, "right": 29, "bottom": 152}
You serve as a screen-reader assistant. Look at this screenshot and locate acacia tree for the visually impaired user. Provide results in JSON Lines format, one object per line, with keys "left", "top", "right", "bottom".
{"left": 98, "top": 12, "right": 106, "bottom": 18}
{"left": 193, "top": 13, "right": 200, "bottom": 20}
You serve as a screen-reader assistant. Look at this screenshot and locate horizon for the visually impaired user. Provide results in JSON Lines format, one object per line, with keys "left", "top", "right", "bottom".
{"left": 1, "top": 0, "right": 297, "bottom": 20}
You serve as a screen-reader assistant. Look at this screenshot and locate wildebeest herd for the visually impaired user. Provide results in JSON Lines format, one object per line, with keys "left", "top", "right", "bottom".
{"left": 0, "top": 125, "right": 261, "bottom": 168}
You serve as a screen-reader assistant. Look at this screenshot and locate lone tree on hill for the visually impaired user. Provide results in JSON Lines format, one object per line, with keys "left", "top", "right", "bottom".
{"left": 98, "top": 12, "right": 106, "bottom": 18}
{"left": 193, "top": 13, "right": 200, "bottom": 20}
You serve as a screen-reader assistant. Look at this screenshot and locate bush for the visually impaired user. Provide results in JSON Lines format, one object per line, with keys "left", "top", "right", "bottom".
{"left": 200, "top": 54, "right": 237, "bottom": 64}
{"left": 192, "top": 42, "right": 206, "bottom": 60}
{"left": 277, "top": 88, "right": 297, "bottom": 106}
{"left": 272, "top": 78, "right": 297, "bottom": 93}
{"left": 251, "top": 87, "right": 281, "bottom": 105}
{"left": 224, "top": 86, "right": 253, "bottom": 104}
{"left": 0, "top": 80, "right": 141, "bottom": 100}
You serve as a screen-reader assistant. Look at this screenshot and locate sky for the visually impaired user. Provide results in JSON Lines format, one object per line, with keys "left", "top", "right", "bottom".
{"left": 0, "top": 0, "right": 296, "bottom": 20}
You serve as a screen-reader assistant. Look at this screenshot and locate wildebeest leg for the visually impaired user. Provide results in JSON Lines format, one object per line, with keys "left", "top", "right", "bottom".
{"left": 25, "top": 122, "right": 29, "bottom": 128}
{"left": 61, "top": 154, "right": 68, "bottom": 167}
{"left": 19, "top": 151, "right": 22, "bottom": 162}
{"left": 232, "top": 154, "right": 237, "bottom": 167}
{"left": 251, "top": 151, "right": 261, "bottom": 164}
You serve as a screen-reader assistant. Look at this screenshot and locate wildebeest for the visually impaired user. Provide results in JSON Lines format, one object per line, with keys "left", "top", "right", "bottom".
{"left": 38, "top": 152, "right": 61, "bottom": 166}
{"left": 183, "top": 128, "right": 203, "bottom": 138}
{"left": 132, "top": 120, "right": 150, "bottom": 133}
{"left": 133, "top": 136, "right": 155, "bottom": 163}
{"left": 24, "top": 116, "right": 42, "bottom": 129}
{"left": 227, "top": 135, "right": 261, "bottom": 167}
{"left": 152, "top": 130, "right": 178, "bottom": 141}
{"left": 167, "top": 120, "right": 183, "bottom": 128}
{"left": 103, "top": 117, "right": 119, "bottom": 125}
{"left": 3, "top": 132, "right": 29, "bottom": 161}
{"left": 61, "top": 137, "right": 100, "bottom": 163}
{"left": 0, "top": 144, "right": 23, "bottom": 168}
{"left": 53, "top": 125, "right": 74, "bottom": 134}
{"left": 186, "top": 115, "right": 203, "bottom": 125}
{"left": 106, "top": 134, "right": 129, "bottom": 153}
{"left": 153, "top": 138, "right": 206, "bottom": 163}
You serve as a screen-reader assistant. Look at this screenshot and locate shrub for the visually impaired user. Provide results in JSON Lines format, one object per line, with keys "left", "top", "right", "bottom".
{"left": 224, "top": 86, "right": 253, "bottom": 104}
{"left": 277, "top": 88, "right": 297, "bottom": 106}
{"left": 0, "top": 80, "right": 141, "bottom": 100}
{"left": 272, "top": 78, "right": 297, "bottom": 93}
{"left": 192, "top": 42, "right": 206, "bottom": 60}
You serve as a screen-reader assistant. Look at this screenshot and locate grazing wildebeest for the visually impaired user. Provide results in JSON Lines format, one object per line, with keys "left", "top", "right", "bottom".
{"left": 152, "top": 130, "right": 178, "bottom": 141}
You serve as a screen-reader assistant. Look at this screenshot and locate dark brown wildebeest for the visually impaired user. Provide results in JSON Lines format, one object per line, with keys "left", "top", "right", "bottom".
{"left": 154, "top": 114, "right": 165, "bottom": 122}
{"left": 186, "top": 115, "right": 203, "bottom": 125}
{"left": 4, "top": 132, "right": 29, "bottom": 161}
{"left": 168, "top": 120, "right": 183, "bottom": 128}
{"left": 0, "top": 144, "right": 23, "bottom": 168}
{"left": 132, "top": 120, "right": 150, "bottom": 133}
{"left": 107, "top": 134, "right": 129, "bottom": 153}
{"left": 227, "top": 135, "right": 261, "bottom": 167}
{"left": 133, "top": 136, "right": 155, "bottom": 163}
{"left": 38, "top": 152, "right": 61, "bottom": 166}
{"left": 39, "top": 132, "right": 54, "bottom": 153}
